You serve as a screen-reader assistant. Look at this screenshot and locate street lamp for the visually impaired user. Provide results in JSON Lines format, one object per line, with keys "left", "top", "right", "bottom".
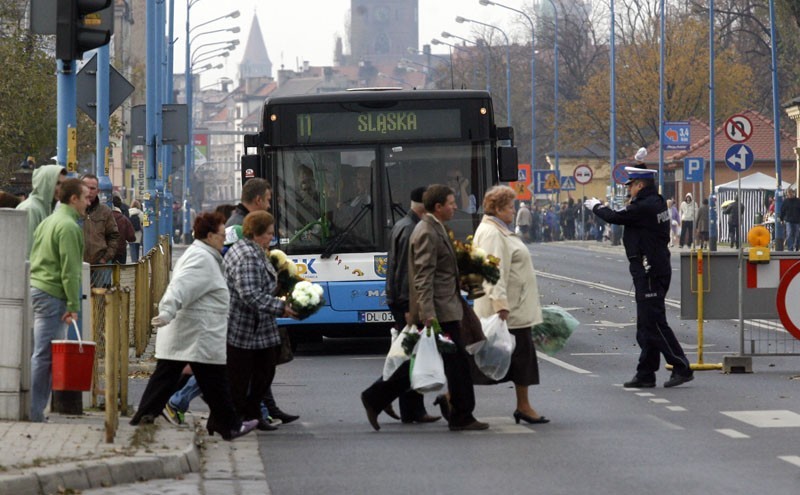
{"left": 377, "top": 72, "right": 412, "bottom": 88}
{"left": 192, "top": 39, "right": 239, "bottom": 62}
{"left": 544, "top": 0, "right": 560, "bottom": 182}
{"left": 442, "top": 31, "right": 491, "bottom": 93}
{"left": 432, "top": 38, "right": 478, "bottom": 88}
{"left": 479, "top": 0, "right": 536, "bottom": 168}
{"left": 456, "top": 16, "right": 511, "bottom": 127}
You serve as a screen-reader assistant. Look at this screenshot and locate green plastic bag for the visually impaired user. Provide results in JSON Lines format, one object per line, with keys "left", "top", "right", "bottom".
{"left": 531, "top": 305, "right": 578, "bottom": 356}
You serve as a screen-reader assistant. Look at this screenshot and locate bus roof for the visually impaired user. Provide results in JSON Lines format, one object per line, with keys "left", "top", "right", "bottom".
{"left": 263, "top": 89, "right": 492, "bottom": 107}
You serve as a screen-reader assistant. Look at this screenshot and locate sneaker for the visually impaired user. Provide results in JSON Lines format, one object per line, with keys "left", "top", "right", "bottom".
{"left": 161, "top": 402, "right": 185, "bottom": 426}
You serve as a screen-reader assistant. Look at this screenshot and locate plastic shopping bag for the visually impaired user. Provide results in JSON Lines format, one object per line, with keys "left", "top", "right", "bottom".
{"left": 531, "top": 305, "right": 579, "bottom": 356}
{"left": 473, "top": 314, "right": 515, "bottom": 381}
{"left": 382, "top": 325, "right": 413, "bottom": 381}
{"left": 409, "top": 327, "right": 447, "bottom": 393}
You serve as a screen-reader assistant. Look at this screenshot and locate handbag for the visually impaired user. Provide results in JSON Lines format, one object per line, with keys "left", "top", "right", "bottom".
{"left": 459, "top": 297, "right": 487, "bottom": 355}
{"left": 277, "top": 327, "right": 294, "bottom": 365}
{"left": 409, "top": 326, "right": 447, "bottom": 393}
{"left": 382, "top": 325, "right": 412, "bottom": 381}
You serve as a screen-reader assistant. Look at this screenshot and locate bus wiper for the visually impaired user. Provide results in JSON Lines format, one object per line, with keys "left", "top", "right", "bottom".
{"left": 321, "top": 203, "right": 372, "bottom": 259}
{"left": 391, "top": 202, "right": 407, "bottom": 221}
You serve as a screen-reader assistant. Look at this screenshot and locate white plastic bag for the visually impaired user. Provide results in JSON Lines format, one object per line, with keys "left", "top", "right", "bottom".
{"left": 409, "top": 327, "right": 447, "bottom": 393}
{"left": 473, "top": 314, "right": 516, "bottom": 381}
{"left": 382, "top": 325, "right": 413, "bottom": 381}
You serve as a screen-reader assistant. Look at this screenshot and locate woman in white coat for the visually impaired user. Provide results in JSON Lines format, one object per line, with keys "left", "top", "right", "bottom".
{"left": 472, "top": 186, "right": 549, "bottom": 424}
{"left": 130, "top": 212, "right": 257, "bottom": 440}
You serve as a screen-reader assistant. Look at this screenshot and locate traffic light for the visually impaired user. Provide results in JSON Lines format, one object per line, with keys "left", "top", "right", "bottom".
{"left": 56, "top": 0, "right": 113, "bottom": 62}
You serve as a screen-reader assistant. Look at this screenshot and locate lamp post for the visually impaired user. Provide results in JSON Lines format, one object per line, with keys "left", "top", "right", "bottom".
{"left": 377, "top": 71, "right": 413, "bottom": 88}
{"left": 442, "top": 31, "right": 491, "bottom": 93}
{"left": 479, "top": 0, "right": 535, "bottom": 168}
{"left": 544, "top": 0, "right": 560, "bottom": 182}
{"left": 456, "top": 16, "right": 511, "bottom": 127}
{"left": 432, "top": 38, "right": 478, "bottom": 88}
{"left": 183, "top": 6, "right": 240, "bottom": 243}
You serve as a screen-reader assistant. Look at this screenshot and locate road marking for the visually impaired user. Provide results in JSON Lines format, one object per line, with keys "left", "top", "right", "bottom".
{"left": 716, "top": 429, "right": 750, "bottom": 439}
{"left": 536, "top": 271, "right": 681, "bottom": 308}
{"left": 666, "top": 406, "right": 687, "bottom": 411}
{"left": 647, "top": 414, "right": 685, "bottom": 430}
{"left": 778, "top": 456, "right": 800, "bottom": 468}
{"left": 586, "top": 321, "right": 636, "bottom": 328}
{"left": 538, "top": 353, "right": 592, "bottom": 374}
{"left": 571, "top": 352, "right": 623, "bottom": 356}
{"left": 650, "top": 398, "right": 671, "bottom": 404}
{"left": 721, "top": 410, "right": 800, "bottom": 427}
{"left": 636, "top": 392, "right": 656, "bottom": 397}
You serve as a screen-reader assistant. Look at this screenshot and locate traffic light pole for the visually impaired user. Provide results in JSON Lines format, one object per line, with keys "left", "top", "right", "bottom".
{"left": 143, "top": 0, "right": 160, "bottom": 252}
{"left": 162, "top": 0, "right": 176, "bottom": 240}
{"left": 97, "top": 45, "right": 113, "bottom": 204}
{"left": 56, "top": 60, "right": 77, "bottom": 172}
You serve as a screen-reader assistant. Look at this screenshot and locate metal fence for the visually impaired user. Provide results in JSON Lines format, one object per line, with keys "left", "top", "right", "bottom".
{"left": 740, "top": 319, "right": 800, "bottom": 356}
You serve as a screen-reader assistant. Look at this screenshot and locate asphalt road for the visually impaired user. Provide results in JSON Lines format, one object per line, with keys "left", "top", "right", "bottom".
{"left": 261, "top": 241, "right": 800, "bottom": 495}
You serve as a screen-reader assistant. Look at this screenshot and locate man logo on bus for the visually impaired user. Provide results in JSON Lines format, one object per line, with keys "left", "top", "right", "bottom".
{"left": 374, "top": 255, "right": 387, "bottom": 278}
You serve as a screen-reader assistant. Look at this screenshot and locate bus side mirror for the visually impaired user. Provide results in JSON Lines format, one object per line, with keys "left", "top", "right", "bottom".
{"left": 497, "top": 146, "right": 518, "bottom": 182}
{"left": 240, "top": 154, "right": 262, "bottom": 184}
{"left": 243, "top": 133, "right": 261, "bottom": 149}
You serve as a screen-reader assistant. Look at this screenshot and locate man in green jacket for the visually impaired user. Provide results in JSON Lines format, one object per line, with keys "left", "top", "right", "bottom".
{"left": 15, "top": 164, "right": 66, "bottom": 257}
{"left": 29, "top": 178, "right": 89, "bottom": 422}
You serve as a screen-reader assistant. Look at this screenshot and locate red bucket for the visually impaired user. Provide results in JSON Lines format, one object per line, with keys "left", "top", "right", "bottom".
{"left": 51, "top": 322, "right": 96, "bottom": 391}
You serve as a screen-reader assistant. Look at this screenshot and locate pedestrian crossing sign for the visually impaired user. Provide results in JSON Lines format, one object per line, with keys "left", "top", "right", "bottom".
{"left": 560, "top": 176, "right": 576, "bottom": 191}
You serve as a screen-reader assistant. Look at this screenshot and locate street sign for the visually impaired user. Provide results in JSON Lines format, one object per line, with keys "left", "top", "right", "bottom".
{"left": 511, "top": 164, "right": 532, "bottom": 200}
{"left": 776, "top": 261, "right": 800, "bottom": 341}
{"left": 725, "top": 144, "right": 754, "bottom": 173}
{"left": 612, "top": 163, "right": 629, "bottom": 185}
{"left": 532, "top": 170, "right": 559, "bottom": 194}
{"left": 724, "top": 114, "right": 753, "bottom": 143}
{"left": 663, "top": 121, "right": 690, "bottom": 150}
{"left": 573, "top": 164, "right": 593, "bottom": 185}
{"left": 683, "top": 157, "right": 704, "bottom": 182}
{"left": 560, "top": 175, "right": 576, "bottom": 191}
{"left": 76, "top": 55, "right": 135, "bottom": 123}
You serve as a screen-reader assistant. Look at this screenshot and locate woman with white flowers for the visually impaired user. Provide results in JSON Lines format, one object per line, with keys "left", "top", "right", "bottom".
{"left": 225, "top": 211, "right": 297, "bottom": 431}
{"left": 472, "top": 186, "right": 549, "bottom": 424}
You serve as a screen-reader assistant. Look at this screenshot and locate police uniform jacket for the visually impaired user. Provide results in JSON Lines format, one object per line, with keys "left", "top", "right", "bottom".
{"left": 591, "top": 184, "right": 671, "bottom": 280}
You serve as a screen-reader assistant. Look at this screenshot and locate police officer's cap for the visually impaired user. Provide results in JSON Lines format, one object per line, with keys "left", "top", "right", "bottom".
{"left": 624, "top": 164, "right": 658, "bottom": 185}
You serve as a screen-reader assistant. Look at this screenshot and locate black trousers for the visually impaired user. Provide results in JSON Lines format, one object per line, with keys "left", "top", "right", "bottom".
{"left": 362, "top": 320, "right": 476, "bottom": 427}
{"left": 228, "top": 344, "right": 279, "bottom": 421}
{"left": 633, "top": 274, "right": 691, "bottom": 381}
{"left": 130, "top": 359, "right": 239, "bottom": 432}
{"left": 680, "top": 220, "right": 694, "bottom": 246}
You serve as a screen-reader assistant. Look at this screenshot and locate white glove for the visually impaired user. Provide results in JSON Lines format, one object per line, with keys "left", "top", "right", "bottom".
{"left": 151, "top": 315, "right": 170, "bottom": 328}
{"left": 584, "top": 197, "right": 601, "bottom": 211}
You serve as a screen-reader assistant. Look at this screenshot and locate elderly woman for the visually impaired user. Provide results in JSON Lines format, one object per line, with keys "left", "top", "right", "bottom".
{"left": 472, "top": 186, "right": 549, "bottom": 424}
{"left": 225, "top": 211, "right": 296, "bottom": 430}
{"left": 131, "top": 212, "right": 257, "bottom": 440}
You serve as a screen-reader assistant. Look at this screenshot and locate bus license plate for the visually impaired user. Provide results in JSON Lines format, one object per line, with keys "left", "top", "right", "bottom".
{"left": 360, "top": 311, "right": 395, "bottom": 323}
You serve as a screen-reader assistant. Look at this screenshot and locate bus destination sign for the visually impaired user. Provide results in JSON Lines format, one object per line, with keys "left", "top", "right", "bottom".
{"left": 295, "top": 109, "right": 462, "bottom": 143}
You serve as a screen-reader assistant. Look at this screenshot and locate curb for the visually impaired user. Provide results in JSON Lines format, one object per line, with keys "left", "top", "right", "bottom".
{"left": 0, "top": 432, "right": 200, "bottom": 495}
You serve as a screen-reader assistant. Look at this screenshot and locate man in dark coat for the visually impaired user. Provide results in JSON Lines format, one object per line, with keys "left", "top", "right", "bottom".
{"left": 584, "top": 161, "right": 693, "bottom": 388}
{"left": 780, "top": 188, "right": 800, "bottom": 251}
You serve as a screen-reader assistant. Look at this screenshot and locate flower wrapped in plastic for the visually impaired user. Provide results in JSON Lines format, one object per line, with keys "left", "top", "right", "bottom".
{"left": 288, "top": 280, "right": 325, "bottom": 320}
{"left": 269, "top": 249, "right": 304, "bottom": 297}
{"left": 451, "top": 235, "right": 501, "bottom": 299}
{"left": 401, "top": 319, "right": 457, "bottom": 356}
{"left": 531, "top": 305, "right": 579, "bottom": 356}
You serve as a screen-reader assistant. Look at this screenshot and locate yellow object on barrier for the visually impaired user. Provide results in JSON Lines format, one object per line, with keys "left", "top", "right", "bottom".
{"left": 747, "top": 225, "right": 771, "bottom": 264}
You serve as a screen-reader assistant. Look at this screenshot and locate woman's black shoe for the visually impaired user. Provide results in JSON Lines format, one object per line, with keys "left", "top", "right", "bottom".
{"left": 257, "top": 418, "right": 278, "bottom": 431}
{"left": 513, "top": 410, "right": 550, "bottom": 424}
{"left": 271, "top": 410, "right": 300, "bottom": 424}
{"left": 433, "top": 394, "right": 451, "bottom": 422}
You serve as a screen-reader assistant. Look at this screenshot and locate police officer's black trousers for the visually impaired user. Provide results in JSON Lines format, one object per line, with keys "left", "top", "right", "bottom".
{"left": 633, "top": 275, "right": 691, "bottom": 381}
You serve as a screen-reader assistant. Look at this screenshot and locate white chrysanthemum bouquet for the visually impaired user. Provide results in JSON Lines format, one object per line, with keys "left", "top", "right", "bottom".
{"left": 288, "top": 280, "right": 325, "bottom": 320}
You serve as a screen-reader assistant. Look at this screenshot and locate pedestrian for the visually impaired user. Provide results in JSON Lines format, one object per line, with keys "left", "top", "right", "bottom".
{"left": 15, "top": 164, "right": 66, "bottom": 257}
{"left": 379, "top": 186, "right": 439, "bottom": 424}
{"left": 780, "top": 188, "right": 800, "bottom": 251}
{"left": 227, "top": 178, "right": 272, "bottom": 227}
{"left": 667, "top": 199, "right": 680, "bottom": 247}
{"left": 695, "top": 198, "right": 710, "bottom": 249}
{"left": 679, "top": 193, "right": 697, "bottom": 248}
{"left": 0, "top": 190, "right": 22, "bottom": 208}
{"left": 128, "top": 200, "right": 144, "bottom": 262}
{"left": 81, "top": 174, "right": 120, "bottom": 287}
{"left": 361, "top": 184, "right": 489, "bottom": 431}
{"left": 130, "top": 212, "right": 259, "bottom": 441}
{"left": 515, "top": 201, "right": 532, "bottom": 242}
{"left": 112, "top": 193, "right": 130, "bottom": 218}
{"left": 224, "top": 211, "right": 297, "bottom": 431}
{"left": 472, "top": 185, "right": 549, "bottom": 424}
{"left": 111, "top": 206, "right": 135, "bottom": 264}
{"left": 29, "top": 179, "right": 89, "bottom": 422}
{"left": 584, "top": 161, "right": 694, "bottom": 388}
{"left": 724, "top": 196, "right": 744, "bottom": 249}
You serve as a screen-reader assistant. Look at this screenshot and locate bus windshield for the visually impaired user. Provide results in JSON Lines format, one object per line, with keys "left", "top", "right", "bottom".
{"left": 274, "top": 142, "right": 491, "bottom": 255}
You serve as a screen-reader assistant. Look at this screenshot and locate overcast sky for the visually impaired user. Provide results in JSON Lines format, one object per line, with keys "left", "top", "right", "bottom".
{"left": 173, "top": 0, "right": 536, "bottom": 88}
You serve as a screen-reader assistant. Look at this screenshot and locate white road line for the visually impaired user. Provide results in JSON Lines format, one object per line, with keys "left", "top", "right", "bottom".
{"left": 650, "top": 398, "right": 671, "bottom": 404}
{"left": 716, "top": 429, "right": 750, "bottom": 439}
{"left": 538, "top": 353, "right": 593, "bottom": 374}
{"left": 570, "top": 352, "right": 624, "bottom": 356}
{"left": 666, "top": 406, "right": 687, "bottom": 411}
{"left": 636, "top": 392, "right": 656, "bottom": 397}
{"left": 647, "top": 414, "right": 685, "bottom": 430}
{"left": 778, "top": 456, "right": 800, "bottom": 468}
{"left": 536, "top": 271, "right": 680, "bottom": 308}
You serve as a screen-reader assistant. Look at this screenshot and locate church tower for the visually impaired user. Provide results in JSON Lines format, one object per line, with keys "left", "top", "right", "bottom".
{"left": 349, "top": 0, "right": 419, "bottom": 63}
{"left": 238, "top": 14, "right": 272, "bottom": 81}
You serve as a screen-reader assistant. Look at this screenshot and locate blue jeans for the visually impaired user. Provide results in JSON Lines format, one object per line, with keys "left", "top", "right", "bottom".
{"left": 169, "top": 375, "right": 201, "bottom": 412}
{"left": 129, "top": 242, "right": 141, "bottom": 262}
{"left": 786, "top": 222, "right": 800, "bottom": 251}
{"left": 30, "top": 288, "right": 67, "bottom": 422}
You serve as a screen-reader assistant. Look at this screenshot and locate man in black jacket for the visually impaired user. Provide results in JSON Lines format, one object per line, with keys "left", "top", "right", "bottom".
{"left": 780, "top": 188, "right": 800, "bottom": 251}
{"left": 584, "top": 164, "right": 693, "bottom": 388}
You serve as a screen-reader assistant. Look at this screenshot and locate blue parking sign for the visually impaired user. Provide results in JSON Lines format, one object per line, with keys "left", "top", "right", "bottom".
{"left": 683, "top": 157, "right": 704, "bottom": 182}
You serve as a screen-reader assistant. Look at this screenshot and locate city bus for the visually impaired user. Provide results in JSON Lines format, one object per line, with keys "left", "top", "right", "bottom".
{"left": 240, "top": 89, "right": 517, "bottom": 342}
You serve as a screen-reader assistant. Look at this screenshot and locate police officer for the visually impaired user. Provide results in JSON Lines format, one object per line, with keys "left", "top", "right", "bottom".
{"left": 583, "top": 149, "right": 694, "bottom": 388}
